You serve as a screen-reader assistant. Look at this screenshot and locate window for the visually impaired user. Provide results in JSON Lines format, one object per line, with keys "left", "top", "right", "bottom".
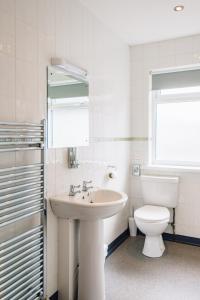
{"left": 150, "top": 68, "right": 200, "bottom": 168}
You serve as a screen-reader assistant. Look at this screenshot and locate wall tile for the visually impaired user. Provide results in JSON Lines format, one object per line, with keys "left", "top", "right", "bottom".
{"left": 0, "top": 0, "right": 15, "bottom": 15}
{"left": 193, "top": 34, "right": 200, "bottom": 54}
{"left": 174, "top": 36, "right": 195, "bottom": 55}
{"left": 0, "top": 54, "right": 15, "bottom": 120}
{"left": 15, "top": 60, "right": 39, "bottom": 122}
{"left": 38, "top": 0, "right": 55, "bottom": 37}
{"left": 16, "top": 0, "right": 38, "bottom": 28}
{"left": 131, "top": 100, "right": 148, "bottom": 137}
{"left": 0, "top": 10, "right": 15, "bottom": 57}
{"left": 157, "top": 39, "right": 175, "bottom": 57}
{"left": 16, "top": 20, "right": 38, "bottom": 64}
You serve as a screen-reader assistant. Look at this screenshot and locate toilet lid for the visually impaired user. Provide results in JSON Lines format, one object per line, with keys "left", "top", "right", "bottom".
{"left": 134, "top": 205, "right": 170, "bottom": 223}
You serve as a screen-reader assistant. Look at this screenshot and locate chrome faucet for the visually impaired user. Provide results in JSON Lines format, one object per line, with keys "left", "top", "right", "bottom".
{"left": 82, "top": 180, "right": 93, "bottom": 192}
{"left": 69, "top": 184, "right": 81, "bottom": 196}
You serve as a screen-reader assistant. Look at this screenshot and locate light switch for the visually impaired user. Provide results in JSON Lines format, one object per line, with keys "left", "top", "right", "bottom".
{"left": 132, "top": 164, "right": 141, "bottom": 176}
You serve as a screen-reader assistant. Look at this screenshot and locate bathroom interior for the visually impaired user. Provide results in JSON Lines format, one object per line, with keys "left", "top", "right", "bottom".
{"left": 0, "top": 0, "right": 200, "bottom": 300}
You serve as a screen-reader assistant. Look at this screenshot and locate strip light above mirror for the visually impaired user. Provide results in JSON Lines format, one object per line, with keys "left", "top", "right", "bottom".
{"left": 51, "top": 57, "right": 88, "bottom": 83}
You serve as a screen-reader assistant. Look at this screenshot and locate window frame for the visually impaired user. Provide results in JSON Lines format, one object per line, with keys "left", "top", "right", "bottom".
{"left": 149, "top": 88, "right": 200, "bottom": 168}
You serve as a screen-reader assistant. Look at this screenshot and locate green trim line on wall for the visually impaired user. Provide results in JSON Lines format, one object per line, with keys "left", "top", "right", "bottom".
{"left": 90, "top": 137, "right": 148, "bottom": 143}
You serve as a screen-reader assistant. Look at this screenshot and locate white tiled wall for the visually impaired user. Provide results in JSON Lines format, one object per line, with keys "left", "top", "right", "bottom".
{"left": 130, "top": 34, "right": 200, "bottom": 239}
{"left": 0, "top": 0, "right": 130, "bottom": 297}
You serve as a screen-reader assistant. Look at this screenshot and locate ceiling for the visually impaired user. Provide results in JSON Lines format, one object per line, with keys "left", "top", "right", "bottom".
{"left": 80, "top": 0, "right": 200, "bottom": 45}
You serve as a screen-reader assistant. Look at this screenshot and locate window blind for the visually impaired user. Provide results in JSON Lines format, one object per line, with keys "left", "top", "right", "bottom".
{"left": 152, "top": 69, "right": 200, "bottom": 90}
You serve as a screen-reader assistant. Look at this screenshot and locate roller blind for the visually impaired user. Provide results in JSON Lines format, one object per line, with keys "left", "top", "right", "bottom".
{"left": 152, "top": 69, "right": 200, "bottom": 90}
{"left": 48, "top": 83, "right": 88, "bottom": 99}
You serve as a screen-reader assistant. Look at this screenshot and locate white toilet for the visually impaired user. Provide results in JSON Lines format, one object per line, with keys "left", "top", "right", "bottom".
{"left": 134, "top": 175, "right": 179, "bottom": 258}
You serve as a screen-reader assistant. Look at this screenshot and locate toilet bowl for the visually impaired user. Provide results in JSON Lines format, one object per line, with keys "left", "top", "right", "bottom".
{"left": 134, "top": 175, "right": 179, "bottom": 258}
{"left": 134, "top": 205, "right": 170, "bottom": 257}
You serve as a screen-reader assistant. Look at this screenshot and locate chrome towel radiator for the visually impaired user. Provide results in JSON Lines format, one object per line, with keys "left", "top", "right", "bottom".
{"left": 0, "top": 121, "right": 46, "bottom": 300}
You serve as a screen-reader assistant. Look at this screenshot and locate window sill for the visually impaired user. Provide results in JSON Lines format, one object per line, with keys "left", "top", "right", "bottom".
{"left": 144, "top": 164, "right": 200, "bottom": 174}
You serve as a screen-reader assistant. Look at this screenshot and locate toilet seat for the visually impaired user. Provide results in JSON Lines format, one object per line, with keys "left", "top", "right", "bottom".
{"left": 134, "top": 205, "right": 170, "bottom": 223}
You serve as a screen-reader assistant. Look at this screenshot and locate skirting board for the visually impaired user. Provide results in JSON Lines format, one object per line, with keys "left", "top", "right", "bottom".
{"left": 49, "top": 291, "right": 58, "bottom": 300}
{"left": 137, "top": 229, "right": 200, "bottom": 247}
{"left": 49, "top": 228, "right": 130, "bottom": 299}
{"left": 107, "top": 228, "right": 130, "bottom": 258}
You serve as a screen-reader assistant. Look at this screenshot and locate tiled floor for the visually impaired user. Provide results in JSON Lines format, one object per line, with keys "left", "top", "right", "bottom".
{"left": 105, "top": 237, "right": 200, "bottom": 300}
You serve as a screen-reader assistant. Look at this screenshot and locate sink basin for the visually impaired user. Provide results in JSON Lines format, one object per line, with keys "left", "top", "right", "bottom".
{"left": 50, "top": 189, "right": 127, "bottom": 220}
{"left": 50, "top": 188, "right": 128, "bottom": 300}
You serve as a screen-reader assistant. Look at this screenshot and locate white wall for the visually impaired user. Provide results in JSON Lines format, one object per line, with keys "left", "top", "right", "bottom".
{"left": 0, "top": 0, "right": 130, "bottom": 298}
{"left": 130, "top": 34, "right": 200, "bottom": 239}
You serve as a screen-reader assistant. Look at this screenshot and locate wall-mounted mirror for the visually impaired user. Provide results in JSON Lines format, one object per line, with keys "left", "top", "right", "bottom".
{"left": 47, "top": 60, "right": 89, "bottom": 148}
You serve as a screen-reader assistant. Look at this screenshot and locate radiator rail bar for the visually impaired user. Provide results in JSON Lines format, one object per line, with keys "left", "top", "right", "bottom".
{"left": 0, "top": 120, "right": 46, "bottom": 299}
{"left": 0, "top": 225, "right": 44, "bottom": 299}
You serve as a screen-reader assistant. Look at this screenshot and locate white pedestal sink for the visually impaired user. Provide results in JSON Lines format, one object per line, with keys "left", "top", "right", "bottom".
{"left": 50, "top": 189, "right": 128, "bottom": 300}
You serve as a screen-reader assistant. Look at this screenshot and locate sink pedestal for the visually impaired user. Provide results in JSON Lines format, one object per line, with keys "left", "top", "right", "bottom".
{"left": 50, "top": 189, "right": 127, "bottom": 300}
{"left": 78, "top": 219, "right": 105, "bottom": 300}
